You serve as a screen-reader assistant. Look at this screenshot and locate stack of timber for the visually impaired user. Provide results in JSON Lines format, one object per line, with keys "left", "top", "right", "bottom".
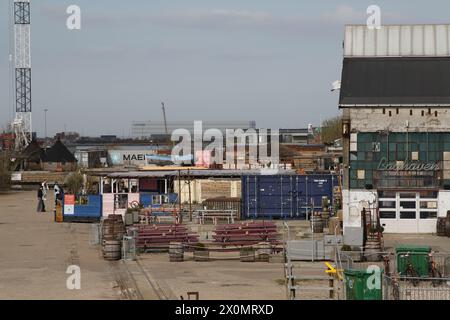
{"left": 212, "top": 221, "right": 280, "bottom": 246}
{"left": 135, "top": 225, "right": 199, "bottom": 252}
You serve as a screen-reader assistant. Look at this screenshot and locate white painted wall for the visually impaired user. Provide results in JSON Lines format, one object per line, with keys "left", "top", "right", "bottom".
{"left": 438, "top": 191, "right": 450, "bottom": 218}
{"left": 174, "top": 179, "right": 241, "bottom": 204}
{"left": 342, "top": 189, "right": 377, "bottom": 229}
{"left": 350, "top": 108, "right": 450, "bottom": 132}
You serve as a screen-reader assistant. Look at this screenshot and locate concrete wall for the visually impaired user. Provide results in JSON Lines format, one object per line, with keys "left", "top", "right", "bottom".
{"left": 349, "top": 108, "right": 450, "bottom": 132}
{"left": 438, "top": 191, "right": 450, "bottom": 218}
{"left": 342, "top": 189, "right": 377, "bottom": 229}
{"left": 174, "top": 179, "right": 241, "bottom": 204}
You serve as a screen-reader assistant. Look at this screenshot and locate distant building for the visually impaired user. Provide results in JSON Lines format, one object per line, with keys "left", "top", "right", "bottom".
{"left": 131, "top": 121, "right": 256, "bottom": 138}
{"left": 41, "top": 139, "right": 78, "bottom": 172}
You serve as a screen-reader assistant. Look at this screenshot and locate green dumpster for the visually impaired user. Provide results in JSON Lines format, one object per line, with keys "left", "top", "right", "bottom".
{"left": 344, "top": 269, "right": 383, "bottom": 300}
{"left": 396, "top": 245, "right": 431, "bottom": 277}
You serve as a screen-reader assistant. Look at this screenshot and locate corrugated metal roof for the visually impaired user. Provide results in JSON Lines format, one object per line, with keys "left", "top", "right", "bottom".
{"left": 344, "top": 25, "right": 450, "bottom": 57}
{"left": 104, "top": 169, "right": 297, "bottom": 179}
{"left": 339, "top": 57, "right": 450, "bottom": 106}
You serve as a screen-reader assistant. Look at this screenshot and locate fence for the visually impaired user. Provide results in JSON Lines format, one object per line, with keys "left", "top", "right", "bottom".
{"left": 384, "top": 276, "right": 450, "bottom": 300}
{"left": 339, "top": 249, "right": 450, "bottom": 300}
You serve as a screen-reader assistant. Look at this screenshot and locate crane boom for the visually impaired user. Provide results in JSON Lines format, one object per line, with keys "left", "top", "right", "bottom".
{"left": 161, "top": 102, "right": 168, "bottom": 135}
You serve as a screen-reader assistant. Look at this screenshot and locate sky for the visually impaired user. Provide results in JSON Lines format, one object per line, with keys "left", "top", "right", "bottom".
{"left": 1, "top": 0, "right": 450, "bottom": 137}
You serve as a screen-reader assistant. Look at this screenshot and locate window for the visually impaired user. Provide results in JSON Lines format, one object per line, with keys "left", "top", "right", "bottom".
{"left": 435, "top": 111, "right": 438, "bottom": 117}
{"left": 400, "top": 201, "right": 416, "bottom": 209}
{"left": 75, "top": 195, "right": 89, "bottom": 206}
{"left": 152, "top": 195, "right": 162, "bottom": 205}
{"left": 372, "top": 142, "right": 380, "bottom": 152}
{"left": 396, "top": 108, "right": 399, "bottom": 114}
{"left": 380, "top": 211, "right": 396, "bottom": 219}
{"left": 419, "top": 191, "right": 438, "bottom": 198}
{"left": 422, "top": 110, "right": 425, "bottom": 116}
{"left": 379, "top": 200, "right": 396, "bottom": 209}
{"left": 400, "top": 211, "right": 416, "bottom": 219}
{"left": 420, "top": 201, "right": 437, "bottom": 209}
{"left": 378, "top": 191, "right": 396, "bottom": 198}
{"left": 420, "top": 211, "right": 437, "bottom": 219}
{"left": 389, "top": 111, "right": 392, "bottom": 117}
{"left": 410, "top": 110, "right": 413, "bottom": 116}
{"left": 115, "top": 194, "right": 128, "bottom": 209}
{"left": 399, "top": 193, "right": 416, "bottom": 199}
{"left": 357, "top": 170, "right": 365, "bottom": 180}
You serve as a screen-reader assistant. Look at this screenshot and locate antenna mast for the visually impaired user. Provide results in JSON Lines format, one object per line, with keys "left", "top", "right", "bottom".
{"left": 13, "top": 0, "right": 32, "bottom": 150}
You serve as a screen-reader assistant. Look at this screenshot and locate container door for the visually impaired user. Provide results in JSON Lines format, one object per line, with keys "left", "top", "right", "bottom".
{"left": 257, "top": 176, "right": 284, "bottom": 218}
{"left": 243, "top": 176, "right": 259, "bottom": 219}
{"left": 296, "top": 176, "right": 308, "bottom": 219}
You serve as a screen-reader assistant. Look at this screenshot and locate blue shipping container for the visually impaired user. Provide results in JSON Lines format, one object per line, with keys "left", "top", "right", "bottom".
{"left": 63, "top": 195, "right": 102, "bottom": 222}
{"left": 140, "top": 193, "right": 178, "bottom": 208}
{"left": 241, "top": 174, "right": 337, "bottom": 219}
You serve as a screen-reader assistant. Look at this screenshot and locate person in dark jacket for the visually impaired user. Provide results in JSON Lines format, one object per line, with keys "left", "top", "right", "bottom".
{"left": 37, "top": 186, "right": 46, "bottom": 212}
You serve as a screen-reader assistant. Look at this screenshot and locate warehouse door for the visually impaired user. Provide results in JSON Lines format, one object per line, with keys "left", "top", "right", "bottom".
{"left": 379, "top": 191, "right": 438, "bottom": 233}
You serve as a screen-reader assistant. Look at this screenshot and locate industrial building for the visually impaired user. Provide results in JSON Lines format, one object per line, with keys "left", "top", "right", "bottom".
{"left": 340, "top": 24, "right": 450, "bottom": 234}
{"left": 131, "top": 120, "right": 257, "bottom": 139}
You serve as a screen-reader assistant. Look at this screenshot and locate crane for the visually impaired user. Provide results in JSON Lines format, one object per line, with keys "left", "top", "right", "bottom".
{"left": 161, "top": 102, "right": 168, "bottom": 136}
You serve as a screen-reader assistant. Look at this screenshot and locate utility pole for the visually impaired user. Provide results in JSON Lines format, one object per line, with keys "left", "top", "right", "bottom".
{"left": 178, "top": 170, "right": 182, "bottom": 224}
{"left": 188, "top": 169, "right": 192, "bottom": 222}
{"left": 44, "top": 108, "right": 48, "bottom": 139}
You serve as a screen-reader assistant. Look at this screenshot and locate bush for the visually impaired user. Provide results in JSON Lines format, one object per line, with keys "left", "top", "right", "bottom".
{"left": 64, "top": 171, "right": 84, "bottom": 194}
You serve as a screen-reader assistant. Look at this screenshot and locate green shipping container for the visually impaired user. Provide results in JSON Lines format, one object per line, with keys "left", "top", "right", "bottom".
{"left": 396, "top": 245, "right": 431, "bottom": 277}
{"left": 344, "top": 269, "right": 383, "bottom": 300}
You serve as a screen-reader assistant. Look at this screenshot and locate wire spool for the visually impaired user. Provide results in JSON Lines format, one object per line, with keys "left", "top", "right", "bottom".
{"left": 102, "top": 240, "right": 122, "bottom": 261}
{"left": 310, "top": 215, "right": 324, "bottom": 234}
{"left": 240, "top": 247, "right": 255, "bottom": 262}
{"left": 102, "top": 217, "right": 126, "bottom": 242}
{"left": 321, "top": 211, "right": 330, "bottom": 226}
{"left": 256, "top": 242, "right": 271, "bottom": 262}
{"left": 169, "top": 242, "right": 184, "bottom": 262}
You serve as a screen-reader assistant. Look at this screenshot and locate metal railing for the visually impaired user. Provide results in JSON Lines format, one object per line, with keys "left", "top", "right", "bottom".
{"left": 384, "top": 275, "right": 450, "bottom": 300}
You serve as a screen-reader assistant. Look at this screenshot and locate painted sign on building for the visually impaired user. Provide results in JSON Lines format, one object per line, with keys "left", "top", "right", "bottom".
{"left": 377, "top": 158, "right": 440, "bottom": 171}
{"left": 64, "top": 195, "right": 75, "bottom": 215}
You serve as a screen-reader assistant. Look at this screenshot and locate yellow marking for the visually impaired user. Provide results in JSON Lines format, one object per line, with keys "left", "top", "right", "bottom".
{"left": 325, "top": 262, "right": 344, "bottom": 280}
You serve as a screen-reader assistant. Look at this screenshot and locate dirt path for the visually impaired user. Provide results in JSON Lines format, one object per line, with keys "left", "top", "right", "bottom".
{"left": 0, "top": 190, "right": 120, "bottom": 299}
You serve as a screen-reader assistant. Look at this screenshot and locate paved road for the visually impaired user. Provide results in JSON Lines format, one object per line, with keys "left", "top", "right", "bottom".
{"left": 0, "top": 190, "right": 121, "bottom": 299}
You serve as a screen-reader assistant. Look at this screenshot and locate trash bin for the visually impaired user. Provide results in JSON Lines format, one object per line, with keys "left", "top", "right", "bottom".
{"left": 396, "top": 245, "right": 431, "bottom": 277}
{"left": 344, "top": 269, "right": 383, "bottom": 300}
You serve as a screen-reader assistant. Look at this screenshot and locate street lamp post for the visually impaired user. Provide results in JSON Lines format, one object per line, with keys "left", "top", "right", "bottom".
{"left": 44, "top": 108, "right": 48, "bottom": 139}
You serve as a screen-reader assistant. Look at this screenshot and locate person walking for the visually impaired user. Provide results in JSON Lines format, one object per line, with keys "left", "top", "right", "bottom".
{"left": 37, "top": 186, "right": 46, "bottom": 212}
{"left": 54, "top": 183, "right": 61, "bottom": 206}
{"left": 41, "top": 180, "right": 49, "bottom": 201}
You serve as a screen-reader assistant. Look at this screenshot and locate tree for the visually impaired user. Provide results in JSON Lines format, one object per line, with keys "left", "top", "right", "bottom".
{"left": 0, "top": 151, "right": 12, "bottom": 190}
{"left": 64, "top": 171, "right": 84, "bottom": 194}
{"left": 321, "top": 116, "right": 342, "bottom": 145}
